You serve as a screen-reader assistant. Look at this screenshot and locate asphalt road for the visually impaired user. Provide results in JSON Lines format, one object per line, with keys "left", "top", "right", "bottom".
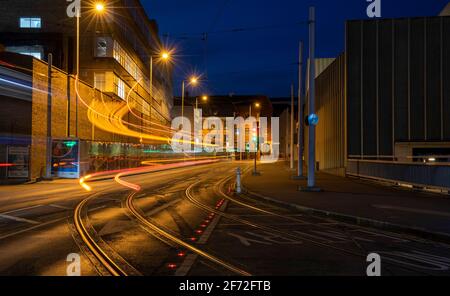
{"left": 0, "top": 161, "right": 450, "bottom": 276}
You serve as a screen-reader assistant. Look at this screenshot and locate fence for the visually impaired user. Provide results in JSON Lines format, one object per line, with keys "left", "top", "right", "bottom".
{"left": 347, "top": 159, "right": 450, "bottom": 191}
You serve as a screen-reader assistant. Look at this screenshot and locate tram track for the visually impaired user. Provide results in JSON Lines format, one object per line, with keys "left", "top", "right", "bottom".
{"left": 185, "top": 172, "right": 440, "bottom": 275}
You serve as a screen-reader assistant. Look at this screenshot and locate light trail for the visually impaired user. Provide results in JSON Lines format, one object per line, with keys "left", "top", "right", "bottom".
{"left": 79, "top": 159, "right": 221, "bottom": 192}
{"left": 79, "top": 175, "right": 92, "bottom": 192}
{"left": 113, "top": 159, "right": 221, "bottom": 191}
{"left": 0, "top": 163, "right": 14, "bottom": 167}
{"left": 141, "top": 155, "right": 229, "bottom": 166}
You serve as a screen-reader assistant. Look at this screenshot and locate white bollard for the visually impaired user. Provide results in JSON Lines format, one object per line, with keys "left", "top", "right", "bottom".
{"left": 236, "top": 167, "right": 242, "bottom": 194}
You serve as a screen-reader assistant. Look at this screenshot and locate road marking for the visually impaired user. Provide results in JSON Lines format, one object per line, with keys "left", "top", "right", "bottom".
{"left": 175, "top": 254, "right": 199, "bottom": 276}
{"left": 0, "top": 204, "right": 43, "bottom": 215}
{"left": 47, "top": 204, "right": 72, "bottom": 210}
{"left": 198, "top": 200, "right": 229, "bottom": 244}
{"left": 0, "top": 217, "right": 67, "bottom": 240}
{"left": 145, "top": 199, "right": 181, "bottom": 217}
{"left": 0, "top": 214, "right": 40, "bottom": 225}
{"left": 372, "top": 204, "right": 450, "bottom": 218}
{"left": 176, "top": 200, "right": 229, "bottom": 276}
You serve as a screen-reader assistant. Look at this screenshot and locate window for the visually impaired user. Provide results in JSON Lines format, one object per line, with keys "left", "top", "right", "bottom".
{"left": 114, "top": 76, "right": 125, "bottom": 100}
{"left": 96, "top": 38, "right": 108, "bottom": 57}
{"left": 20, "top": 17, "right": 41, "bottom": 28}
{"left": 18, "top": 51, "right": 41, "bottom": 59}
{"left": 5, "top": 45, "right": 43, "bottom": 60}
{"left": 94, "top": 73, "right": 106, "bottom": 91}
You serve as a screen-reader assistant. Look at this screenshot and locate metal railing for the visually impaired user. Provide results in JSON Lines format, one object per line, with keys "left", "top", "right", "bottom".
{"left": 347, "top": 159, "right": 450, "bottom": 190}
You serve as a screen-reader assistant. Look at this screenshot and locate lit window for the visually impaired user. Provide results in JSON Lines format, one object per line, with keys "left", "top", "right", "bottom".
{"left": 20, "top": 17, "right": 41, "bottom": 28}
{"left": 19, "top": 52, "right": 42, "bottom": 59}
{"left": 114, "top": 77, "right": 125, "bottom": 100}
{"left": 94, "top": 73, "right": 106, "bottom": 91}
{"left": 96, "top": 38, "right": 108, "bottom": 57}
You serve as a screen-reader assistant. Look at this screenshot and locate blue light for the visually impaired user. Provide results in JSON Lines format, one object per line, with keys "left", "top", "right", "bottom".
{"left": 308, "top": 114, "right": 319, "bottom": 126}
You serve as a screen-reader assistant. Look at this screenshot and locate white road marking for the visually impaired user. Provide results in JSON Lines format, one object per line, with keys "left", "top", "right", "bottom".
{"left": 372, "top": 204, "right": 450, "bottom": 218}
{"left": 0, "top": 204, "right": 43, "bottom": 215}
{"left": 0, "top": 217, "right": 67, "bottom": 240}
{"left": 176, "top": 200, "right": 229, "bottom": 276}
{"left": 47, "top": 204, "right": 72, "bottom": 210}
{"left": 0, "top": 214, "right": 40, "bottom": 225}
{"left": 198, "top": 200, "right": 229, "bottom": 244}
{"left": 175, "top": 254, "right": 199, "bottom": 276}
{"left": 145, "top": 199, "right": 181, "bottom": 217}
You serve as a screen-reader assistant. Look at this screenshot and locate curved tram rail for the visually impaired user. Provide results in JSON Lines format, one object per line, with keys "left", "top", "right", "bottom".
{"left": 125, "top": 191, "right": 251, "bottom": 276}
{"left": 185, "top": 171, "right": 445, "bottom": 276}
{"left": 74, "top": 194, "right": 130, "bottom": 276}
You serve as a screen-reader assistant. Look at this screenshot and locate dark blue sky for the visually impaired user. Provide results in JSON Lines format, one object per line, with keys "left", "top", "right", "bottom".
{"left": 144, "top": 0, "right": 447, "bottom": 97}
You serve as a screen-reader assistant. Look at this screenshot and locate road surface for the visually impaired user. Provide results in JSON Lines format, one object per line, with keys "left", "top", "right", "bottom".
{"left": 1, "top": 161, "right": 450, "bottom": 276}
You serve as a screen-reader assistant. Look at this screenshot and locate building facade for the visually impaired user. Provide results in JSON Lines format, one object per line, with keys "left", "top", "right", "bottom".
{"left": 0, "top": 0, "right": 174, "bottom": 182}
{"left": 309, "top": 14, "right": 450, "bottom": 190}
{"left": 0, "top": 0, "right": 173, "bottom": 126}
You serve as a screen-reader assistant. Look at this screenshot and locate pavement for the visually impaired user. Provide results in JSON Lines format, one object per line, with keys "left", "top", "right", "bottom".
{"left": 242, "top": 161, "right": 450, "bottom": 242}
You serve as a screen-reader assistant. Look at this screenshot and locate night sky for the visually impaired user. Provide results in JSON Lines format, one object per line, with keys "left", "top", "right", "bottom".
{"left": 144, "top": 0, "right": 447, "bottom": 98}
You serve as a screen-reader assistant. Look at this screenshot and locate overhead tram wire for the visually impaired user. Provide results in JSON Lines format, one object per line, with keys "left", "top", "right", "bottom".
{"left": 161, "top": 20, "right": 308, "bottom": 40}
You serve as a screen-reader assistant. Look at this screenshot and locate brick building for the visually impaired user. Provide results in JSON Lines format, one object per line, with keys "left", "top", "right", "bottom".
{"left": 0, "top": 0, "right": 174, "bottom": 183}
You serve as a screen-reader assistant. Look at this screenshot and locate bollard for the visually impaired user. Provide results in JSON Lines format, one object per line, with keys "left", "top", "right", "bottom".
{"left": 236, "top": 167, "right": 242, "bottom": 194}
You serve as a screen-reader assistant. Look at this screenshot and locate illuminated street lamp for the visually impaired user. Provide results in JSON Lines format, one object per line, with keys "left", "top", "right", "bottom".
{"left": 181, "top": 76, "right": 201, "bottom": 121}
{"left": 74, "top": 3, "right": 106, "bottom": 137}
{"left": 95, "top": 3, "right": 105, "bottom": 12}
{"left": 161, "top": 51, "right": 170, "bottom": 61}
{"left": 252, "top": 102, "right": 261, "bottom": 176}
{"left": 150, "top": 50, "right": 172, "bottom": 101}
{"left": 196, "top": 95, "right": 209, "bottom": 109}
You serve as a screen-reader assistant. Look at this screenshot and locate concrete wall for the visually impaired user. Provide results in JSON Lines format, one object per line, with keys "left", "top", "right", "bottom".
{"left": 315, "top": 54, "right": 346, "bottom": 175}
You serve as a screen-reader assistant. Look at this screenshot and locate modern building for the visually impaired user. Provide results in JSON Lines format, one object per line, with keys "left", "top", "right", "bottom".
{"left": 309, "top": 13, "right": 450, "bottom": 190}
{"left": 0, "top": 0, "right": 174, "bottom": 183}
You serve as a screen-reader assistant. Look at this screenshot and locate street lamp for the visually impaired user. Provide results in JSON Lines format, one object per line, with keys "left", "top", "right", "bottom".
{"left": 252, "top": 102, "right": 261, "bottom": 176}
{"left": 75, "top": 2, "right": 106, "bottom": 137}
{"left": 95, "top": 3, "right": 105, "bottom": 12}
{"left": 181, "top": 76, "right": 200, "bottom": 121}
{"left": 161, "top": 51, "right": 170, "bottom": 61}
{"left": 149, "top": 50, "right": 172, "bottom": 112}
{"left": 196, "top": 95, "right": 208, "bottom": 109}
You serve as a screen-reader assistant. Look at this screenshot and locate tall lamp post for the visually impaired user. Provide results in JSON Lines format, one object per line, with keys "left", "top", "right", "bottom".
{"left": 148, "top": 51, "right": 171, "bottom": 132}
{"left": 74, "top": 2, "right": 106, "bottom": 138}
{"left": 300, "top": 6, "right": 321, "bottom": 192}
{"left": 252, "top": 102, "right": 261, "bottom": 176}
{"left": 181, "top": 76, "right": 200, "bottom": 123}
{"left": 296, "top": 41, "right": 306, "bottom": 179}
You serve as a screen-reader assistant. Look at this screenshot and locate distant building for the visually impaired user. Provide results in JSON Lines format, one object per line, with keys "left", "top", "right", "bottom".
{"left": 172, "top": 95, "right": 272, "bottom": 159}
{"left": 440, "top": 2, "right": 450, "bottom": 16}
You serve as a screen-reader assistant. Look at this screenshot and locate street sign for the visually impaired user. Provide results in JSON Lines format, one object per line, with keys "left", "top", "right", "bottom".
{"left": 52, "top": 138, "right": 80, "bottom": 179}
{"left": 7, "top": 146, "right": 30, "bottom": 179}
{"left": 308, "top": 114, "right": 319, "bottom": 126}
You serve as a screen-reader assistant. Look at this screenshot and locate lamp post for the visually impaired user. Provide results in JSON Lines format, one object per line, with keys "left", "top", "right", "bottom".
{"left": 300, "top": 6, "right": 321, "bottom": 192}
{"left": 181, "top": 76, "right": 199, "bottom": 123}
{"left": 295, "top": 41, "right": 306, "bottom": 180}
{"left": 196, "top": 95, "right": 208, "bottom": 110}
{"left": 149, "top": 51, "right": 171, "bottom": 130}
{"left": 74, "top": 2, "right": 105, "bottom": 138}
{"left": 252, "top": 102, "right": 261, "bottom": 176}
